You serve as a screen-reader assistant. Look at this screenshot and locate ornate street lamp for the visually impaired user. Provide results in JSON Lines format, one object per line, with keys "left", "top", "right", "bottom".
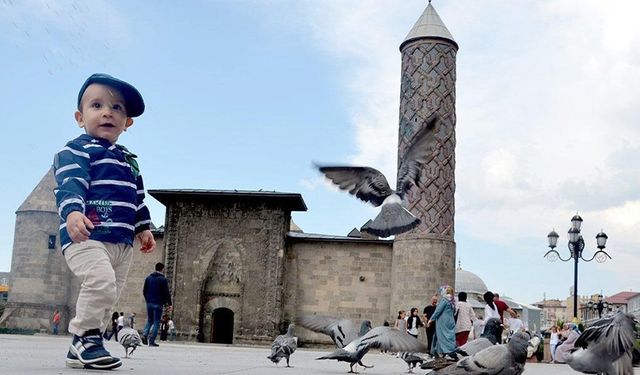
{"left": 544, "top": 214, "right": 612, "bottom": 319}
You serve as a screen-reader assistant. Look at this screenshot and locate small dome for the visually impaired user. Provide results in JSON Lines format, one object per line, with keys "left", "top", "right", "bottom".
{"left": 455, "top": 269, "right": 488, "bottom": 294}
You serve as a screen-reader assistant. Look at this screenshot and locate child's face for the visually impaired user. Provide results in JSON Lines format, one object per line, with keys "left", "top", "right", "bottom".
{"left": 75, "top": 83, "right": 133, "bottom": 143}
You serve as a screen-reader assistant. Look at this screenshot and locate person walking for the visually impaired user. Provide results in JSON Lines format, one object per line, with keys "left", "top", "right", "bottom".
{"left": 52, "top": 309, "right": 61, "bottom": 335}
{"left": 394, "top": 310, "right": 407, "bottom": 333}
{"left": 142, "top": 262, "right": 172, "bottom": 347}
{"left": 427, "top": 286, "right": 457, "bottom": 360}
{"left": 406, "top": 308, "right": 424, "bottom": 339}
{"left": 423, "top": 295, "right": 438, "bottom": 354}
{"left": 454, "top": 292, "right": 477, "bottom": 346}
{"left": 104, "top": 312, "right": 119, "bottom": 341}
{"left": 549, "top": 325, "right": 559, "bottom": 362}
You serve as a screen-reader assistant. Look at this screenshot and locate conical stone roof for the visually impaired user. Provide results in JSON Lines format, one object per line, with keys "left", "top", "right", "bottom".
{"left": 401, "top": 2, "right": 457, "bottom": 50}
{"left": 16, "top": 168, "right": 58, "bottom": 214}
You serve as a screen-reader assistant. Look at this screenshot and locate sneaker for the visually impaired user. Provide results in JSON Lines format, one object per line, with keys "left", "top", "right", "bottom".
{"left": 66, "top": 350, "right": 123, "bottom": 370}
{"left": 149, "top": 342, "right": 160, "bottom": 347}
{"left": 69, "top": 329, "right": 122, "bottom": 369}
{"left": 141, "top": 335, "right": 148, "bottom": 345}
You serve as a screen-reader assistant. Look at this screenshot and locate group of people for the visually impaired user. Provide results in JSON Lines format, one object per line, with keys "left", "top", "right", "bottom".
{"left": 549, "top": 322, "right": 581, "bottom": 363}
{"left": 392, "top": 286, "right": 524, "bottom": 360}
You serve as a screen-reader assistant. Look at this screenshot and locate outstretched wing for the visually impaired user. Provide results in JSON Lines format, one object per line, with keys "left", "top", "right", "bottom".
{"left": 295, "top": 315, "right": 361, "bottom": 348}
{"left": 351, "top": 327, "right": 427, "bottom": 353}
{"left": 574, "top": 312, "right": 637, "bottom": 358}
{"left": 396, "top": 116, "right": 438, "bottom": 196}
{"left": 315, "top": 165, "right": 393, "bottom": 207}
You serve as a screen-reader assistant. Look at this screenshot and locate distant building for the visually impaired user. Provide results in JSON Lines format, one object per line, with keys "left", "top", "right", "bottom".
{"left": 532, "top": 298, "right": 567, "bottom": 328}
{"left": 604, "top": 291, "right": 640, "bottom": 314}
{"left": 455, "top": 266, "right": 541, "bottom": 332}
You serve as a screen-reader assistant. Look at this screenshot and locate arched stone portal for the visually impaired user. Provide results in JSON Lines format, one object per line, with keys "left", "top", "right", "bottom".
{"left": 212, "top": 307, "right": 234, "bottom": 344}
{"left": 199, "top": 241, "right": 244, "bottom": 343}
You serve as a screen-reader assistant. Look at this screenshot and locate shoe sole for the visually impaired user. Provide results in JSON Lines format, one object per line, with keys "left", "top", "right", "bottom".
{"left": 66, "top": 358, "right": 122, "bottom": 370}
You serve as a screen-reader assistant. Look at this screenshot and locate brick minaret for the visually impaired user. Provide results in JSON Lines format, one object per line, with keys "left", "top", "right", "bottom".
{"left": 391, "top": 2, "right": 458, "bottom": 313}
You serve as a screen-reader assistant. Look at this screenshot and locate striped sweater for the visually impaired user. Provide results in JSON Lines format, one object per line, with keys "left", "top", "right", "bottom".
{"left": 53, "top": 134, "right": 152, "bottom": 251}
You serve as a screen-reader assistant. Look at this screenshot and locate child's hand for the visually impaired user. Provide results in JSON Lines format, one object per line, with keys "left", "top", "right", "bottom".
{"left": 66, "top": 211, "right": 94, "bottom": 243}
{"left": 137, "top": 230, "right": 156, "bottom": 253}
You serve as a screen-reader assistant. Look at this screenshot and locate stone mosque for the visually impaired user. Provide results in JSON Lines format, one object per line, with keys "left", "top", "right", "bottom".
{"left": 1, "top": 3, "right": 465, "bottom": 344}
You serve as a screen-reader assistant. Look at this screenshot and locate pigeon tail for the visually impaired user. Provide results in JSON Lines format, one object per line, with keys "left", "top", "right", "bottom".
{"left": 364, "top": 202, "right": 420, "bottom": 238}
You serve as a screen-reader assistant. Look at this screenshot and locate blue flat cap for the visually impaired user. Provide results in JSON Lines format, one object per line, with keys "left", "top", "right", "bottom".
{"left": 77, "top": 73, "right": 145, "bottom": 117}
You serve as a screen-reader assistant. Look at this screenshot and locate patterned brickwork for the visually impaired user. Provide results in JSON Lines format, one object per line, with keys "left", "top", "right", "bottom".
{"left": 163, "top": 198, "right": 289, "bottom": 344}
{"left": 397, "top": 40, "right": 457, "bottom": 239}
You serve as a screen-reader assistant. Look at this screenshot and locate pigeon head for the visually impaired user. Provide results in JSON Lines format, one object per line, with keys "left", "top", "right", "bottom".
{"left": 482, "top": 318, "right": 504, "bottom": 344}
{"left": 286, "top": 324, "right": 295, "bottom": 336}
{"left": 359, "top": 320, "right": 372, "bottom": 336}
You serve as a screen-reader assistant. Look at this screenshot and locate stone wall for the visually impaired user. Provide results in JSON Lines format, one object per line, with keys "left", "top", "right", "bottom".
{"left": 2, "top": 211, "right": 70, "bottom": 330}
{"left": 283, "top": 239, "right": 393, "bottom": 345}
{"left": 162, "top": 198, "right": 290, "bottom": 344}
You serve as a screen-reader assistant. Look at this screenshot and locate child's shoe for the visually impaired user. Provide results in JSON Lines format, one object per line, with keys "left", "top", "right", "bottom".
{"left": 68, "top": 329, "right": 122, "bottom": 369}
{"left": 66, "top": 349, "right": 123, "bottom": 370}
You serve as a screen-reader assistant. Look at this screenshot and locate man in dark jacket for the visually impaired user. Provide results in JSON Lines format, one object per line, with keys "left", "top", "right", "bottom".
{"left": 141, "top": 262, "right": 172, "bottom": 346}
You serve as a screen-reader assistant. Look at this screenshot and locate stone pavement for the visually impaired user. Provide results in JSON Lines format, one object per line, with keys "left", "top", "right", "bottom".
{"left": 1, "top": 334, "right": 638, "bottom": 375}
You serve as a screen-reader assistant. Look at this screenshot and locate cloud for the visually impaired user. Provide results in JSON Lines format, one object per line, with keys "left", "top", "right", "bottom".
{"left": 297, "top": 0, "right": 640, "bottom": 300}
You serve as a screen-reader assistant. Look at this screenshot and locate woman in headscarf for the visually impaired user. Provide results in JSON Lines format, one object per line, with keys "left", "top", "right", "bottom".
{"left": 554, "top": 323, "right": 581, "bottom": 363}
{"left": 426, "top": 285, "right": 457, "bottom": 360}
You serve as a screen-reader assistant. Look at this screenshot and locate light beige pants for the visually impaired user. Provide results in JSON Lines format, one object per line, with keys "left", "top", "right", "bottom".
{"left": 64, "top": 240, "right": 132, "bottom": 336}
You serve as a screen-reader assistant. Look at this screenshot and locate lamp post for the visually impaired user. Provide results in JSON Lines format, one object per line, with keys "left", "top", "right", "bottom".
{"left": 586, "top": 296, "right": 610, "bottom": 319}
{"left": 544, "top": 214, "right": 612, "bottom": 319}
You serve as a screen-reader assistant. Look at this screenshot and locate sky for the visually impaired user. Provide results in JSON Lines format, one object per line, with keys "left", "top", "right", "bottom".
{"left": 1, "top": 0, "right": 638, "bottom": 305}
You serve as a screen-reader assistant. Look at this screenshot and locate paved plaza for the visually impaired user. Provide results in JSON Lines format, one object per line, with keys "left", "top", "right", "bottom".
{"left": 1, "top": 334, "right": 638, "bottom": 375}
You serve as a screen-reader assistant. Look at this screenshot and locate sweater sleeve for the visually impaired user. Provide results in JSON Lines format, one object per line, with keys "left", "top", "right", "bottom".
{"left": 53, "top": 142, "right": 91, "bottom": 220}
{"left": 134, "top": 174, "right": 152, "bottom": 234}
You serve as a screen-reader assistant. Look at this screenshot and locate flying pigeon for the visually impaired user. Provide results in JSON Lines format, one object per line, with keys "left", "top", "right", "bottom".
{"left": 398, "top": 351, "right": 428, "bottom": 373}
{"left": 315, "top": 116, "right": 438, "bottom": 237}
{"left": 295, "top": 315, "right": 371, "bottom": 349}
{"left": 422, "top": 318, "right": 504, "bottom": 370}
{"left": 431, "top": 331, "right": 530, "bottom": 375}
{"left": 565, "top": 311, "right": 638, "bottom": 375}
{"left": 267, "top": 323, "right": 298, "bottom": 367}
{"left": 116, "top": 327, "right": 142, "bottom": 358}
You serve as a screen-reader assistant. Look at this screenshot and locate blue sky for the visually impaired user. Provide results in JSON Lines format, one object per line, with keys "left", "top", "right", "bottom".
{"left": 1, "top": 0, "right": 638, "bottom": 305}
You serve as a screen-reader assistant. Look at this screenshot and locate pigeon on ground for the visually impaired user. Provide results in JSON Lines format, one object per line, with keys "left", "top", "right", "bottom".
{"left": 422, "top": 318, "right": 504, "bottom": 370}
{"left": 398, "top": 351, "right": 428, "bottom": 373}
{"left": 315, "top": 116, "right": 438, "bottom": 238}
{"left": 116, "top": 327, "right": 142, "bottom": 358}
{"left": 431, "top": 331, "right": 530, "bottom": 375}
{"left": 565, "top": 311, "right": 638, "bottom": 375}
{"left": 267, "top": 324, "right": 298, "bottom": 367}
{"left": 457, "top": 318, "right": 503, "bottom": 357}
{"left": 297, "top": 316, "right": 427, "bottom": 373}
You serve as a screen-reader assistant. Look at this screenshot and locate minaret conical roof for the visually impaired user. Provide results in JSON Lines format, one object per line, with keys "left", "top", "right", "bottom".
{"left": 16, "top": 168, "right": 58, "bottom": 214}
{"left": 401, "top": 2, "right": 457, "bottom": 50}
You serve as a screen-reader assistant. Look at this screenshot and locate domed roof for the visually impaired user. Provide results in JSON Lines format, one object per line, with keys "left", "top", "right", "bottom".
{"left": 455, "top": 268, "right": 488, "bottom": 294}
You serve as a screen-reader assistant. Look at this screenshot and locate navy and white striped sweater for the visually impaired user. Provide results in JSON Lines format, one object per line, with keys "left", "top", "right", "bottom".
{"left": 53, "top": 134, "right": 152, "bottom": 251}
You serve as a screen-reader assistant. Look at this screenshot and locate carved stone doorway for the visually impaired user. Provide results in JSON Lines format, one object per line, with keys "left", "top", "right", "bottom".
{"left": 211, "top": 307, "right": 234, "bottom": 344}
